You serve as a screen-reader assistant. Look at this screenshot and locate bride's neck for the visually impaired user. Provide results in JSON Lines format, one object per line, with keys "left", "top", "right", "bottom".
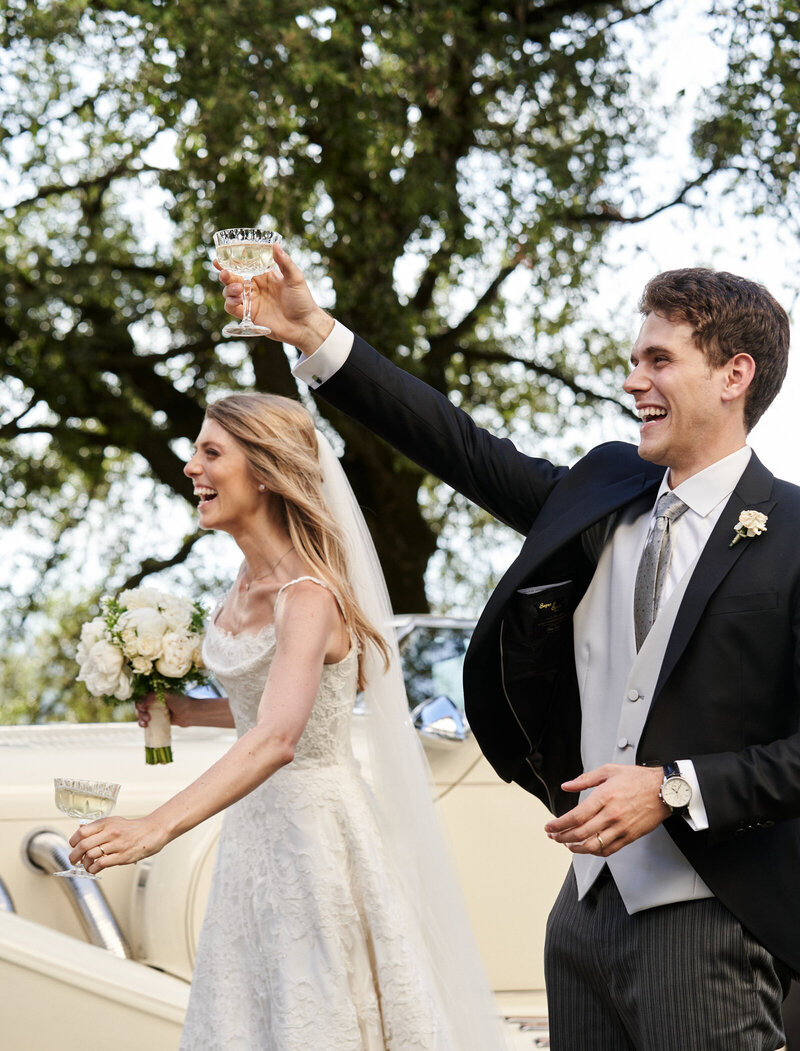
{"left": 237, "top": 530, "right": 292, "bottom": 572}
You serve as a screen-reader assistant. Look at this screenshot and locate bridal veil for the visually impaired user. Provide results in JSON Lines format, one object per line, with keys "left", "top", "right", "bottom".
{"left": 317, "top": 431, "right": 507, "bottom": 1050}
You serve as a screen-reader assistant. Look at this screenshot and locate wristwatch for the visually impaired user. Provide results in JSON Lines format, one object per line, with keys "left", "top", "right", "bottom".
{"left": 659, "top": 761, "right": 692, "bottom": 816}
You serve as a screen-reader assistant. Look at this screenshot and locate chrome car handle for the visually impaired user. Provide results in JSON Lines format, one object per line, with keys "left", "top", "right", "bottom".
{"left": 22, "top": 827, "right": 132, "bottom": 959}
{"left": 411, "top": 695, "right": 471, "bottom": 742}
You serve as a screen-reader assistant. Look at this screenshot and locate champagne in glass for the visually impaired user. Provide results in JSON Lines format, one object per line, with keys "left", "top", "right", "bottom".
{"left": 53, "top": 777, "right": 121, "bottom": 880}
{"left": 213, "top": 227, "right": 281, "bottom": 338}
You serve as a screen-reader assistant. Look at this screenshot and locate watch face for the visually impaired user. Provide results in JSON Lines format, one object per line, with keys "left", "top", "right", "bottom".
{"left": 662, "top": 776, "right": 692, "bottom": 809}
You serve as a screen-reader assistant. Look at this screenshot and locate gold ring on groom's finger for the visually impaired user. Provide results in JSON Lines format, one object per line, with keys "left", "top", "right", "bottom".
{"left": 98, "top": 845, "right": 106, "bottom": 856}
{"left": 595, "top": 832, "right": 605, "bottom": 851}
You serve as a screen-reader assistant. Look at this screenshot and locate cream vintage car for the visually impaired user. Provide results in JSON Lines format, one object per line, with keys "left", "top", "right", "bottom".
{"left": 0, "top": 617, "right": 568, "bottom": 1050}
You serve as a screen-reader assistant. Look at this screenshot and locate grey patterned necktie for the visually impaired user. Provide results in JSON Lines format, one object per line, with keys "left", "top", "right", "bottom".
{"left": 633, "top": 492, "right": 689, "bottom": 651}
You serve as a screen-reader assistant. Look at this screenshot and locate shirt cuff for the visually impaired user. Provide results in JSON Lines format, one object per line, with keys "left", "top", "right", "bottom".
{"left": 292, "top": 320, "right": 354, "bottom": 389}
{"left": 677, "top": 759, "right": 709, "bottom": 831}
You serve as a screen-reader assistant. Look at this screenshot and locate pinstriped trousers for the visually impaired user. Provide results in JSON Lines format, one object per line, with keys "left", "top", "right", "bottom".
{"left": 545, "top": 868, "right": 790, "bottom": 1051}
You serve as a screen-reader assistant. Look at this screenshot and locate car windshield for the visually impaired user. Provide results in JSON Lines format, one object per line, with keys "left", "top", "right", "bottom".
{"left": 396, "top": 623, "right": 472, "bottom": 715}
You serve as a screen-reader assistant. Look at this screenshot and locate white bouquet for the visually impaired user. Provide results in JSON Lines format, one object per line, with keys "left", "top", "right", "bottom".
{"left": 76, "top": 586, "right": 207, "bottom": 764}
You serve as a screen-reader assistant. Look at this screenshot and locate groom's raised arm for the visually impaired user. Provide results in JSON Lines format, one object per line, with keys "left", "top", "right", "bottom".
{"left": 302, "top": 327, "right": 569, "bottom": 535}
{"left": 217, "top": 247, "right": 568, "bottom": 536}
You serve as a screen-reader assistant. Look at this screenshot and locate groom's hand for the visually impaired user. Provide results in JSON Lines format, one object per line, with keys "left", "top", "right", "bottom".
{"left": 544, "top": 764, "right": 668, "bottom": 856}
{"left": 216, "top": 243, "right": 335, "bottom": 354}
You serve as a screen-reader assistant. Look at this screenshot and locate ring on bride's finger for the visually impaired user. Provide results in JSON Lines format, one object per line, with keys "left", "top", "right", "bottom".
{"left": 595, "top": 832, "right": 605, "bottom": 851}
{"left": 98, "top": 845, "right": 106, "bottom": 856}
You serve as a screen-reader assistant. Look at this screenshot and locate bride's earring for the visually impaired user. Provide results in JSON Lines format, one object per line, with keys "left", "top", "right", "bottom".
{"left": 258, "top": 483, "right": 266, "bottom": 491}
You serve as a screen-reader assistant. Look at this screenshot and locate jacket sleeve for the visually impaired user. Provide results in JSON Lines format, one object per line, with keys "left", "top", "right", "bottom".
{"left": 318, "top": 334, "right": 569, "bottom": 536}
{"left": 673, "top": 515, "right": 800, "bottom": 838}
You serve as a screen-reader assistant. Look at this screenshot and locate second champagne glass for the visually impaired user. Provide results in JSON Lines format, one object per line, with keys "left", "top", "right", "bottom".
{"left": 53, "top": 777, "right": 121, "bottom": 880}
{"left": 213, "top": 227, "right": 281, "bottom": 338}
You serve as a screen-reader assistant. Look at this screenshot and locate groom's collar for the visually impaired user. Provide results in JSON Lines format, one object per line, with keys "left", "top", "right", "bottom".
{"left": 657, "top": 446, "right": 752, "bottom": 520}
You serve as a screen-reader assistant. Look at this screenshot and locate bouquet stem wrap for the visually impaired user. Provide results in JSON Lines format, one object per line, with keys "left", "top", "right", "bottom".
{"left": 144, "top": 697, "right": 173, "bottom": 765}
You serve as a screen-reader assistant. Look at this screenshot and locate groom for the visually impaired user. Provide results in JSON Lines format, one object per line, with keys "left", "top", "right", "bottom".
{"left": 219, "top": 253, "right": 797, "bottom": 1050}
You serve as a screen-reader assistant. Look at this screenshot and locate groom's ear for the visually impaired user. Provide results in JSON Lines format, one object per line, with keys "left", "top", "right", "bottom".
{"left": 720, "top": 353, "right": 756, "bottom": 404}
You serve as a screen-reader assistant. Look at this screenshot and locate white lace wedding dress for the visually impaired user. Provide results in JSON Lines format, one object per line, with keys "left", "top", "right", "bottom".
{"left": 180, "top": 578, "right": 460, "bottom": 1050}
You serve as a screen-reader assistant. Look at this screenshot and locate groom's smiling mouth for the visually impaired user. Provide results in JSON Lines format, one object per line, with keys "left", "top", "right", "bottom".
{"left": 194, "top": 487, "right": 218, "bottom": 504}
{"left": 637, "top": 406, "right": 668, "bottom": 426}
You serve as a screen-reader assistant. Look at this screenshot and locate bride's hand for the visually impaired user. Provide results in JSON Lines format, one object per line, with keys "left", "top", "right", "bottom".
{"left": 135, "top": 692, "right": 192, "bottom": 728}
{"left": 68, "top": 814, "right": 169, "bottom": 874}
{"left": 216, "top": 243, "right": 334, "bottom": 354}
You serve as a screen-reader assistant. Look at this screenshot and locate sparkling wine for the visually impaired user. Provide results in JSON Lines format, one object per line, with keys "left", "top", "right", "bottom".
{"left": 215, "top": 241, "right": 275, "bottom": 278}
{"left": 55, "top": 785, "right": 117, "bottom": 820}
{"left": 52, "top": 777, "right": 120, "bottom": 879}
{"left": 212, "top": 226, "right": 281, "bottom": 338}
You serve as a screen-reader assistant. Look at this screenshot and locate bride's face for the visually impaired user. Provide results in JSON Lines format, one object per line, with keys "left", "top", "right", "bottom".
{"left": 184, "top": 418, "right": 263, "bottom": 533}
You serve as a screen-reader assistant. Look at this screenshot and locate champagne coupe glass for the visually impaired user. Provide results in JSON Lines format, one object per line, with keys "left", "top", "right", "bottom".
{"left": 213, "top": 227, "right": 281, "bottom": 338}
{"left": 53, "top": 777, "right": 121, "bottom": 880}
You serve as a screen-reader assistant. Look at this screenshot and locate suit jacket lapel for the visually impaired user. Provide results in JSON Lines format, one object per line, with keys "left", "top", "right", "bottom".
{"left": 653, "top": 452, "right": 776, "bottom": 698}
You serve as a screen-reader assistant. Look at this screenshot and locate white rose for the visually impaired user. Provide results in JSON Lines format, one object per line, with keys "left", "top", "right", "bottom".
{"left": 119, "top": 587, "right": 165, "bottom": 611}
{"left": 131, "top": 655, "right": 154, "bottom": 675}
{"left": 117, "top": 607, "right": 168, "bottom": 660}
{"left": 113, "top": 668, "right": 134, "bottom": 701}
{"left": 159, "top": 595, "right": 195, "bottom": 631}
{"left": 76, "top": 617, "right": 107, "bottom": 665}
{"left": 120, "top": 628, "right": 140, "bottom": 657}
{"left": 77, "top": 640, "right": 124, "bottom": 697}
{"left": 155, "top": 630, "right": 195, "bottom": 678}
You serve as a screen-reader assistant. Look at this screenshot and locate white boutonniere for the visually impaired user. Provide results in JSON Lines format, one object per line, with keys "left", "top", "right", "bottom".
{"left": 729, "top": 510, "right": 768, "bottom": 548}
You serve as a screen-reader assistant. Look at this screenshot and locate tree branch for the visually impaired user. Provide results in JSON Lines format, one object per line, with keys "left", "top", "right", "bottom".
{"left": 591, "top": 0, "right": 666, "bottom": 31}
{"left": 120, "top": 531, "right": 205, "bottom": 591}
{"left": 412, "top": 242, "right": 454, "bottom": 314}
{"left": 459, "top": 346, "right": 636, "bottom": 416}
{"left": 8, "top": 159, "right": 172, "bottom": 211}
{"left": 428, "top": 248, "right": 526, "bottom": 358}
{"left": 0, "top": 399, "right": 36, "bottom": 434}
{"left": 0, "top": 416, "right": 110, "bottom": 443}
{"left": 564, "top": 166, "right": 745, "bottom": 226}
{"left": 529, "top": 0, "right": 665, "bottom": 30}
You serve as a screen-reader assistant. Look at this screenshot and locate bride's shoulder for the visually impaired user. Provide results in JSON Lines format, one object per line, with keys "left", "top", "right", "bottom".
{"left": 274, "top": 576, "right": 344, "bottom": 633}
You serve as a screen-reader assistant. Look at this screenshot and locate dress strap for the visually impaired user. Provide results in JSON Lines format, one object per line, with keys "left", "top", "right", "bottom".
{"left": 275, "top": 576, "right": 347, "bottom": 622}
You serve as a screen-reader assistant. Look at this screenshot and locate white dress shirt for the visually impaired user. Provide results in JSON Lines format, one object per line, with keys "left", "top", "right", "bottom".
{"left": 650, "top": 447, "right": 753, "bottom": 615}
{"left": 293, "top": 320, "right": 354, "bottom": 387}
{"left": 642, "top": 446, "right": 752, "bottom": 829}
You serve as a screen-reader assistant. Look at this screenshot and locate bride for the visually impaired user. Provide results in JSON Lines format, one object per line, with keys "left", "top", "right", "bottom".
{"left": 69, "top": 392, "right": 506, "bottom": 1050}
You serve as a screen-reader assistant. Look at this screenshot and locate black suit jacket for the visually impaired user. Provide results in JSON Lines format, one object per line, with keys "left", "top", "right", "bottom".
{"left": 318, "top": 334, "right": 800, "bottom": 973}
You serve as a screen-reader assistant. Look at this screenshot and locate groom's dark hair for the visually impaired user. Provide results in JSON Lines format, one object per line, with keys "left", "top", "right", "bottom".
{"left": 639, "top": 267, "right": 790, "bottom": 431}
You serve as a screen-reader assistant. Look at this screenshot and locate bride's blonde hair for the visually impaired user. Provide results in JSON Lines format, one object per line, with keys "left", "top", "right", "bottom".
{"left": 205, "top": 392, "right": 390, "bottom": 689}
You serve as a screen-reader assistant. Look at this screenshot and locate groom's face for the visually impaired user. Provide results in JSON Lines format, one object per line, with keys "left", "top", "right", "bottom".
{"left": 624, "top": 312, "right": 737, "bottom": 487}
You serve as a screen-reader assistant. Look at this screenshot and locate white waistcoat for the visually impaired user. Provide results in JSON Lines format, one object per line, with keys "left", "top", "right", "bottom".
{"left": 571, "top": 509, "right": 713, "bottom": 913}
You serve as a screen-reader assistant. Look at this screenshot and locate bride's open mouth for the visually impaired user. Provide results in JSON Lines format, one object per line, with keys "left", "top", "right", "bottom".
{"left": 194, "top": 487, "right": 218, "bottom": 505}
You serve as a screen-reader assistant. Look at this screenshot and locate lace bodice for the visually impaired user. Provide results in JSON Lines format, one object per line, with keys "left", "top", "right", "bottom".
{"left": 202, "top": 577, "right": 359, "bottom": 766}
